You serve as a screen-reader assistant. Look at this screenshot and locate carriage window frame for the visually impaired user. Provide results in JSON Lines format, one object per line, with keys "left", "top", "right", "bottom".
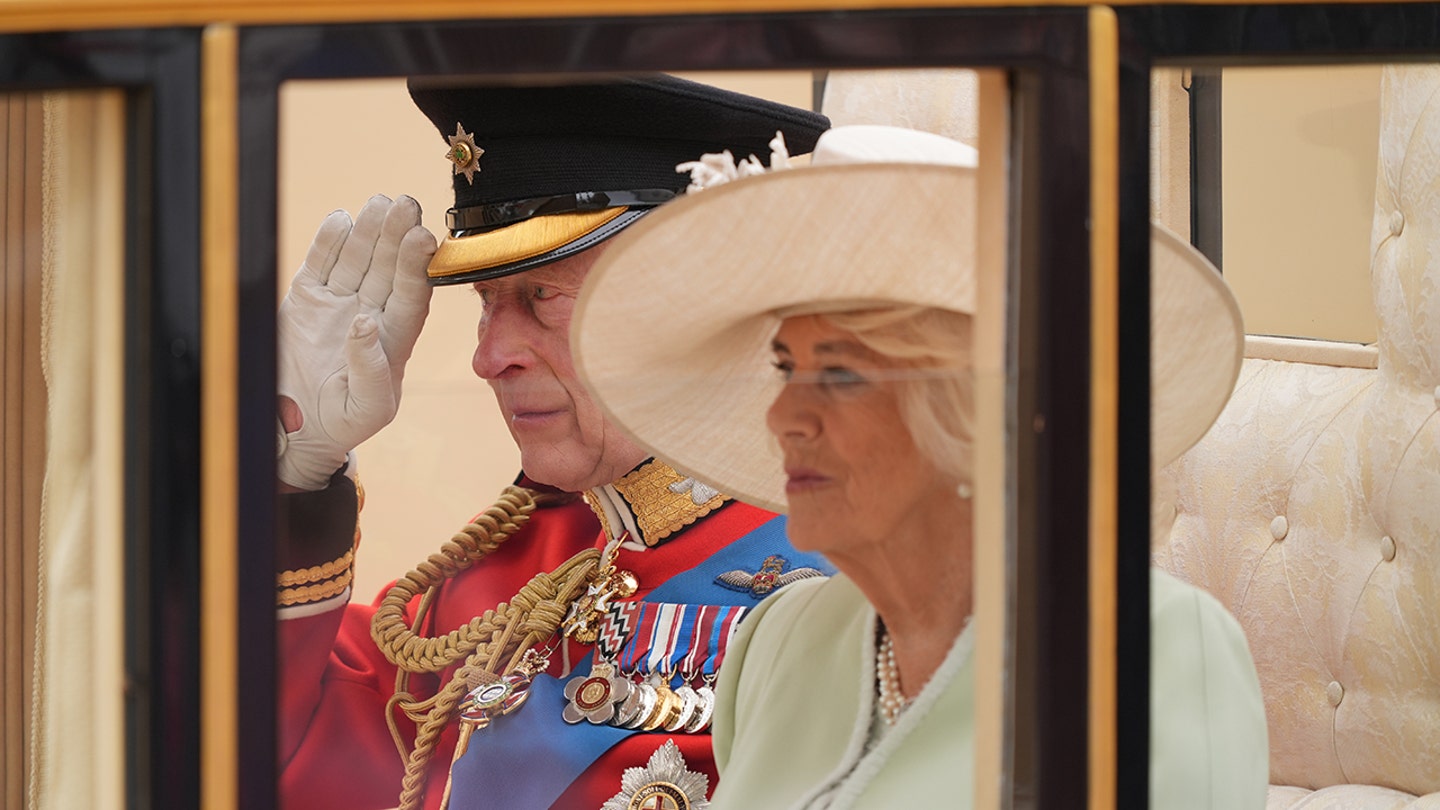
{"left": 235, "top": 10, "right": 1096, "bottom": 810}
{"left": 36, "top": 4, "right": 1439, "bottom": 807}
{"left": 0, "top": 26, "right": 205, "bottom": 810}
{"left": 1113, "top": 5, "right": 1440, "bottom": 801}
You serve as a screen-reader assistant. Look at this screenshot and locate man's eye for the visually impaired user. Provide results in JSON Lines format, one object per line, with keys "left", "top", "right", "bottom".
{"left": 532, "top": 286, "right": 554, "bottom": 301}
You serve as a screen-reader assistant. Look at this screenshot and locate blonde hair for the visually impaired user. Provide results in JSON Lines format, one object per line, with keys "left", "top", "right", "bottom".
{"left": 818, "top": 306, "right": 974, "bottom": 483}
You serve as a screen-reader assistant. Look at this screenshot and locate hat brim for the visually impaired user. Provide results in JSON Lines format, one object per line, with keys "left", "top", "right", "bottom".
{"left": 427, "top": 207, "right": 646, "bottom": 285}
{"left": 574, "top": 162, "right": 975, "bottom": 512}
{"left": 574, "top": 167, "right": 1241, "bottom": 513}
{"left": 1150, "top": 223, "right": 1244, "bottom": 466}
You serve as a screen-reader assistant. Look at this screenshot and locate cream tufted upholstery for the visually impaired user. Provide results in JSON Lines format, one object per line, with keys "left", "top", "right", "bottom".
{"left": 1156, "top": 64, "right": 1440, "bottom": 808}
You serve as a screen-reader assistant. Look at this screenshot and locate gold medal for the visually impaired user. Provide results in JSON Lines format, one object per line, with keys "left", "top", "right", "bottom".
{"left": 641, "top": 684, "right": 684, "bottom": 732}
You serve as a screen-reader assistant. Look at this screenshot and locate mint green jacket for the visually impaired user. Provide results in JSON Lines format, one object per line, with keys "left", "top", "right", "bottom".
{"left": 710, "top": 569, "right": 1268, "bottom": 809}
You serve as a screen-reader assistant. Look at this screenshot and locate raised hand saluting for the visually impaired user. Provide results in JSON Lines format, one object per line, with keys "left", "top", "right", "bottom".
{"left": 277, "top": 194, "right": 436, "bottom": 491}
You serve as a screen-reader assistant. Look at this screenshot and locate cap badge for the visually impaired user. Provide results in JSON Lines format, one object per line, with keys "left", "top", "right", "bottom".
{"left": 446, "top": 122, "right": 484, "bottom": 184}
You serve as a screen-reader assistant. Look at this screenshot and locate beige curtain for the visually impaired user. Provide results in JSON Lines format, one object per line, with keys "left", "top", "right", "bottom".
{"left": 2, "top": 90, "right": 46, "bottom": 810}
{"left": 26, "top": 90, "right": 126, "bottom": 810}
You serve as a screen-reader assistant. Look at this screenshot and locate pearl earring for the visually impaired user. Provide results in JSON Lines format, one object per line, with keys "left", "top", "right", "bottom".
{"left": 956, "top": 482, "right": 974, "bottom": 500}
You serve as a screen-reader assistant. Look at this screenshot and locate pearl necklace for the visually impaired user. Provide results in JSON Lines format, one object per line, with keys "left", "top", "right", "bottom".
{"left": 876, "top": 622, "right": 912, "bottom": 725}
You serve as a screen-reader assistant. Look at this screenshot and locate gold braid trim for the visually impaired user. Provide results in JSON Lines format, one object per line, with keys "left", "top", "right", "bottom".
{"left": 276, "top": 569, "right": 353, "bottom": 605}
{"left": 277, "top": 549, "right": 355, "bottom": 587}
{"left": 392, "top": 550, "right": 599, "bottom": 810}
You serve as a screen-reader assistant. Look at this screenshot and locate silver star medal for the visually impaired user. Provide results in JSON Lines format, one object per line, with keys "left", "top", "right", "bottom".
{"left": 601, "top": 739, "right": 710, "bottom": 810}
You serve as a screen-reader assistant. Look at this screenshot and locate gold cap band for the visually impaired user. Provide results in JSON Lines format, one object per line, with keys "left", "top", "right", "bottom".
{"left": 428, "top": 208, "right": 629, "bottom": 279}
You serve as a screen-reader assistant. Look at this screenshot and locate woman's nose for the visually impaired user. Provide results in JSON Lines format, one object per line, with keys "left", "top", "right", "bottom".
{"left": 766, "top": 382, "right": 820, "bottom": 440}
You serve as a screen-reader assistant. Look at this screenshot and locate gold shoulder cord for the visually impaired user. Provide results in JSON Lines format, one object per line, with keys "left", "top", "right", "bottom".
{"left": 367, "top": 485, "right": 602, "bottom": 810}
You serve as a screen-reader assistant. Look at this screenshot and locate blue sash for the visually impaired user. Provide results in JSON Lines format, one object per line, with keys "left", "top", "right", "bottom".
{"left": 445, "top": 516, "right": 833, "bottom": 809}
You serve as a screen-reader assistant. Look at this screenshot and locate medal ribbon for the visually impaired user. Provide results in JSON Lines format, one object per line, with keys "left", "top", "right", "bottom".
{"left": 596, "top": 601, "right": 640, "bottom": 661}
{"left": 643, "top": 603, "right": 681, "bottom": 676}
{"left": 707, "top": 604, "right": 748, "bottom": 677}
{"left": 606, "top": 601, "right": 750, "bottom": 679}
{"left": 618, "top": 603, "right": 659, "bottom": 673}
{"left": 678, "top": 605, "right": 718, "bottom": 681}
{"left": 662, "top": 606, "right": 699, "bottom": 685}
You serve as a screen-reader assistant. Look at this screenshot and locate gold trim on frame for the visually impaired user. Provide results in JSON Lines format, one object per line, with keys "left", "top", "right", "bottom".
{"left": 201, "top": 22, "right": 239, "bottom": 810}
{"left": 1087, "top": 7, "right": 1119, "bottom": 810}
{"left": 2, "top": 0, "right": 1116, "bottom": 36}
{"left": 971, "top": 68, "right": 1012, "bottom": 810}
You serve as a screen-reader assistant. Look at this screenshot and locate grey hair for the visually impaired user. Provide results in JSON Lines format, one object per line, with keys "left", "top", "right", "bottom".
{"left": 817, "top": 306, "right": 974, "bottom": 484}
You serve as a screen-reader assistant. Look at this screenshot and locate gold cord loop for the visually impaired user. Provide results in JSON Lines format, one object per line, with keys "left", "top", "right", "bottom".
{"left": 370, "top": 486, "right": 539, "bottom": 672}
{"left": 364, "top": 485, "right": 605, "bottom": 810}
{"left": 394, "top": 549, "right": 601, "bottom": 810}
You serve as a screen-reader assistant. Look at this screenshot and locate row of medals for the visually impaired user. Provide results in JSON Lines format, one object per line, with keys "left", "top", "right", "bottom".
{"left": 557, "top": 552, "right": 716, "bottom": 734}
{"left": 562, "top": 660, "right": 716, "bottom": 734}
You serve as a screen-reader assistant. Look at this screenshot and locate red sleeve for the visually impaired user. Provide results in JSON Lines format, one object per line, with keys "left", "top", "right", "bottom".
{"left": 278, "top": 603, "right": 419, "bottom": 810}
{"left": 275, "top": 470, "right": 424, "bottom": 810}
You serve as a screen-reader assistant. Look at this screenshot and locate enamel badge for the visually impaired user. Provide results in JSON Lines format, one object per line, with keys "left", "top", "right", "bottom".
{"left": 563, "top": 662, "right": 634, "bottom": 724}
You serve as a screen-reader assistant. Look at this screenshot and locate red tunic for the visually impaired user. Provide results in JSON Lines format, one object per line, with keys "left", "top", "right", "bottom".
{"left": 277, "top": 469, "right": 825, "bottom": 810}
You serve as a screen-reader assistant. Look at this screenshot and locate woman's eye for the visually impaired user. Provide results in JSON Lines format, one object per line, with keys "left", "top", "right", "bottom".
{"left": 771, "top": 360, "right": 795, "bottom": 381}
{"left": 820, "top": 367, "right": 866, "bottom": 388}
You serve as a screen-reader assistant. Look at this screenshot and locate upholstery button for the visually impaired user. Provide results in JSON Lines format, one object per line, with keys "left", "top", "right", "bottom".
{"left": 1381, "top": 535, "right": 1397, "bottom": 562}
{"left": 1389, "top": 210, "right": 1405, "bottom": 236}
{"left": 1326, "top": 681, "right": 1344, "bottom": 707}
{"left": 1270, "top": 515, "right": 1289, "bottom": 541}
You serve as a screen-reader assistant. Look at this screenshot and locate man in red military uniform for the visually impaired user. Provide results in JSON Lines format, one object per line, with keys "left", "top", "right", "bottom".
{"left": 274, "top": 75, "right": 832, "bottom": 810}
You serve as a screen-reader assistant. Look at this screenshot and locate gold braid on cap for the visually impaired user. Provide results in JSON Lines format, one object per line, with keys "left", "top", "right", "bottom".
{"left": 368, "top": 485, "right": 602, "bottom": 810}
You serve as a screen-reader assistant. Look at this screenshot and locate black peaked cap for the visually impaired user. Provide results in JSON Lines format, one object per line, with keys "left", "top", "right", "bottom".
{"left": 408, "top": 74, "right": 831, "bottom": 285}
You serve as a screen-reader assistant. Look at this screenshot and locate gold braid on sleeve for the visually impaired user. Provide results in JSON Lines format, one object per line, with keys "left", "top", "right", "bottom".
{"left": 367, "top": 485, "right": 603, "bottom": 810}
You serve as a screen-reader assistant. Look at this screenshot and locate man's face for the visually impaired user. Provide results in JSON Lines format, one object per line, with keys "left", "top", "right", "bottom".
{"left": 471, "top": 244, "right": 647, "bottom": 492}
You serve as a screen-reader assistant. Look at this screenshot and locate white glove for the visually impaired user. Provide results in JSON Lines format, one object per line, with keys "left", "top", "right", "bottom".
{"left": 277, "top": 194, "right": 436, "bottom": 490}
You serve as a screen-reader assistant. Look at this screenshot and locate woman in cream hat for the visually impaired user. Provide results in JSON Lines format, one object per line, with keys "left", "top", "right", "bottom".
{"left": 573, "top": 125, "right": 1268, "bottom": 808}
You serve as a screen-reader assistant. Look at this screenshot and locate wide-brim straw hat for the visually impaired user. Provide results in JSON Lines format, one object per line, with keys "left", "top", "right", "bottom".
{"left": 573, "top": 125, "right": 1243, "bottom": 513}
